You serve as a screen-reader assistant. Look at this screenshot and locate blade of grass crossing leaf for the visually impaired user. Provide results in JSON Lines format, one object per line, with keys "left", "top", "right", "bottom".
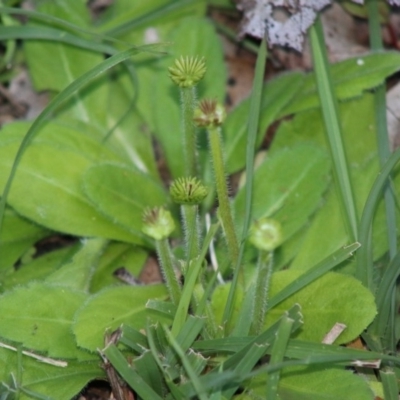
{"left": 0, "top": 6, "right": 137, "bottom": 49}
{"left": 0, "top": 26, "right": 116, "bottom": 54}
{"left": 134, "top": 351, "right": 164, "bottom": 397}
{"left": 369, "top": 249, "right": 400, "bottom": 341}
{"left": 163, "top": 326, "right": 208, "bottom": 400}
{"left": 267, "top": 242, "right": 360, "bottom": 310}
{"left": 266, "top": 315, "right": 294, "bottom": 400}
{"left": 171, "top": 223, "right": 219, "bottom": 336}
{"left": 356, "top": 148, "right": 400, "bottom": 288}
{"left": 309, "top": 18, "right": 358, "bottom": 241}
{"left": 102, "top": 344, "right": 163, "bottom": 400}
{"left": 0, "top": 45, "right": 158, "bottom": 235}
{"left": 381, "top": 369, "right": 399, "bottom": 400}
{"left": 367, "top": 0, "right": 398, "bottom": 354}
{"left": 223, "top": 37, "right": 267, "bottom": 331}
{"left": 367, "top": 1, "right": 397, "bottom": 260}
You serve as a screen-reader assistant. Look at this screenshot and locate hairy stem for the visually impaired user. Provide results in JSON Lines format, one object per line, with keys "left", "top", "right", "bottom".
{"left": 156, "top": 239, "right": 181, "bottom": 305}
{"left": 207, "top": 125, "right": 239, "bottom": 267}
{"left": 181, "top": 204, "right": 200, "bottom": 262}
{"left": 181, "top": 86, "right": 198, "bottom": 177}
{"left": 250, "top": 252, "right": 273, "bottom": 335}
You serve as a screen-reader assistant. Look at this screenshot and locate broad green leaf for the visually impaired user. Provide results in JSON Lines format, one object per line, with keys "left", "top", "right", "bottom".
{"left": 90, "top": 241, "right": 148, "bottom": 292}
{"left": 73, "top": 284, "right": 167, "bottom": 351}
{"left": 0, "top": 282, "right": 90, "bottom": 359}
{"left": 137, "top": 16, "right": 226, "bottom": 177}
{"left": 103, "top": 66, "right": 159, "bottom": 177}
{"left": 0, "top": 141, "right": 141, "bottom": 244}
{"left": 271, "top": 95, "right": 391, "bottom": 269}
{"left": 0, "top": 120, "right": 123, "bottom": 163}
{"left": 23, "top": 1, "right": 108, "bottom": 129}
{"left": 212, "top": 271, "right": 376, "bottom": 345}
{"left": 1, "top": 245, "right": 76, "bottom": 292}
{"left": 233, "top": 145, "right": 330, "bottom": 242}
{"left": 280, "top": 51, "right": 400, "bottom": 117}
{"left": 0, "top": 207, "right": 48, "bottom": 273}
{"left": 45, "top": 237, "right": 108, "bottom": 291}
{"left": 266, "top": 271, "right": 376, "bottom": 344}
{"left": 226, "top": 52, "right": 400, "bottom": 174}
{"left": 83, "top": 163, "right": 168, "bottom": 240}
{"left": 238, "top": 366, "right": 374, "bottom": 400}
{"left": 0, "top": 346, "right": 103, "bottom": 400}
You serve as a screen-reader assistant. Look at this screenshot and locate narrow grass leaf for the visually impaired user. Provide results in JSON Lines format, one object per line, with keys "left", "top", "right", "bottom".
{"left": 171, "top": 223, "right": 218, "bottom": 336}
{"left": 356, "top": 147, "right": 400, "bottom": 288}
{"left": 223, "top": 37, "right": 267, "bottom": 331}
{"left": 381, "top": 369, "right": 399, "bottom": 400}
{"left": 309, "top": 18, "right": 358, "bottom": 241}
{"left": 102, "top": 344, "right": 163, "bottom": 400}
{"left": 267, "top": 242, "right": 360, "bottom": 310}
{"left": 370, "top": 249, "right": 400, "bottom": 339}
{"left": 119, "top": 324, "right": 148, "bottom": 354}
{"left": 266, "top": 315, "right": 294, "bottom": 400}
{"left": 163, "top": 326, "right": 208, "bottom": 400}
{"left": 134, "top": 350, "right": 165, "bottom": 397}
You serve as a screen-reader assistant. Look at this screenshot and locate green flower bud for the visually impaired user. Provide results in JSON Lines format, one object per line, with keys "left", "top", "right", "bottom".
{"left": 142, "top": 207, "right": 175, "bottom": 241}
{"left": 249, "top": 218, "right": 282, "bottom": 252}
{"left": 168, "top": 56, "right": 206, "bottom": 88}
{"left": 170, "top": 177, "right": 208, "bottom": 205}
{"left": 193, "top": 99, "right": 226, "bottom": 128}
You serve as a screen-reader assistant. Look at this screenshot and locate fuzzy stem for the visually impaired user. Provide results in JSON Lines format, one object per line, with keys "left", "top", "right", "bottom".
{"left": 156, "top": 239, "right": 181, "bottom": 305}
{"left": 250, "top": 251, "right": 273, "bottom": 335}
{"left": 181, "top": 204, "right": 200, "bottom": 262}
{"left": 207, "top": 125, "right": 239, "bottom": 267}
{"left": 180, "top": 86, "right": 198, "bottom": 177}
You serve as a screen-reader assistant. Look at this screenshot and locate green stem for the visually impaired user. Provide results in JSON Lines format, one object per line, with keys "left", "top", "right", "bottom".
{"left": 250, "top": 252, "right": 273, "bottom": 335}
{"left": 181, "top": 204, "right": 200, "bottom": 262}
{"left": 207, "top": 125, "right": 239, "bottom": 267}
{"left": 156, "top": 239, "right": 181, "bottom": 305}
{"left": 181, "top": 86, "right": 198, "bottom": 177}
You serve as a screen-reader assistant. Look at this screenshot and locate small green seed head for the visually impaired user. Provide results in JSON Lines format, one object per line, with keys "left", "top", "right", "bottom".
{"left": 249, "top": 218, "right": 282, "bottom": 252}
{"left": 170, "top": 177, "right": 208, "bottom": 205}
{"left": 168, "top": 56, "right": 206, "bottom": 88}
{"left": 193, "top": 99, "right": 226, "bottom": 128}
{"left": 142, "top": 207, "right": 175, "bottom": 241}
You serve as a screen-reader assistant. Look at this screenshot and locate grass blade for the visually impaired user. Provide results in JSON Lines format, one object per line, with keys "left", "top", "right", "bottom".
{"left": 163, "top": 325, "right": 208, "bottom": 400}
{"left": 223, "top": 36, "right": 267, "bottom": 331}
{"left": 267, "top": 242, "right": 360, "bottom": 310}
{"left": 171, "top": 223, "right": 219, "bottom": 336}
{"left": 102, "top": 343, "right": 163, "bottom": 400}
{"left": 356, "top": 147, "right": 400, "bottom": 288}
{"left": 309, "top": 18, "right": 358, "bottom": 241}
{"left": 265, "top": 315, "right": 294, "bottom": 400}
{"left": 380, "top": 368, "right": 399, "bottom": 400}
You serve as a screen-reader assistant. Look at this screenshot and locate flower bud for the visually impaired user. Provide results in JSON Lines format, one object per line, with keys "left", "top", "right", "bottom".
{"left": 168, "top": 56, "right": 206, "bottom": 88}
{"left": 249, "top": 218, "right": 282, "bottom": 252}
{"left": 193, "top": 99, "right": 226, "bottom": 128}
{"left": 142, "top": 207, "right": 175, "bottom": 241}
{"left": 170, "top": 177, "right": 208, "bottom": 205}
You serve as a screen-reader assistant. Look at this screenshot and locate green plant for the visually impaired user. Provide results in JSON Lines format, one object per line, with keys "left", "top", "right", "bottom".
{"left": 1, "top": 1, "right": 400, "bottom": 399}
